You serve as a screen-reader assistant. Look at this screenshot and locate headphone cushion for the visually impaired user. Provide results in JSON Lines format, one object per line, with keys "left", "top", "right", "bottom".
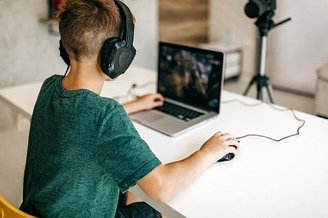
{"left": 100, "top": 38, "right": 120, "bottom": 76}
{"left": 59, "top": 40, "right": 70, "bottom": 65}
{"left": 111, "top": 43, "right": 136, "bottom": 78}
{"left": 100, "top": 38, "right": 136, "bottom": 79}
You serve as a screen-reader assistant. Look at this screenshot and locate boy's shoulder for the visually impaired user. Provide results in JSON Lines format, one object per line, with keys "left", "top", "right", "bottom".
{"left": 42, "top": 75, "right": 60, "bottom": 88}
{"left": 39, "top": 74, "right": 124, "bottom": 115}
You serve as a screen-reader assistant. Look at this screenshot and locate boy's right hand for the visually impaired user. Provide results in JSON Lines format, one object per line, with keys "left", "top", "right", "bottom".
{"left": 138, "top": 131, "right": 240, "bottom": 202}
{"left": 200, "top": 131, "right": 240, "bottom": 163}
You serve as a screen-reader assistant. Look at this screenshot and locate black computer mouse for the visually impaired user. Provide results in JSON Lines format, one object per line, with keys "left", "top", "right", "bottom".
{"left": 217, "top": 153, "right": 235, "bottom": 162}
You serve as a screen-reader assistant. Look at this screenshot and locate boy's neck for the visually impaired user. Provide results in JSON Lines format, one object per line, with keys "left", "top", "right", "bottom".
{"left": 62, "top": 59, "right": 106, "bottom": 95}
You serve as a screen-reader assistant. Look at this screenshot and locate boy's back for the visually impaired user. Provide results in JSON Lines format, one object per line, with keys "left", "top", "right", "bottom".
{"left": 20, "top": 75, "right": 160, "bottom": 217}
{"left": 20, "top": 0, "right": 239, "bottom": 216}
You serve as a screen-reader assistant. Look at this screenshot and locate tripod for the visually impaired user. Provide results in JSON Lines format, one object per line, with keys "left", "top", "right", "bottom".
{"left": 243, "top": 9, "right": 291, "bottom": 103}
{"left": 244, "top": 35, "right": 274, "bottom": 102}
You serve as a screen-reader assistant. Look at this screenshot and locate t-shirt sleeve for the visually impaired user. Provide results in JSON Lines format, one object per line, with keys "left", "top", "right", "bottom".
{"left": 97, "top": 103, "right": 161, "bottom": 192}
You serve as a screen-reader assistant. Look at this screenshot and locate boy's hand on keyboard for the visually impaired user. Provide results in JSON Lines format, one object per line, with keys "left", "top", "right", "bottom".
{"left": 122, "top": 93, "right": 163, "bottom": 114}
{"left": 136, "top": 93, "right": 164, "bottom": 110}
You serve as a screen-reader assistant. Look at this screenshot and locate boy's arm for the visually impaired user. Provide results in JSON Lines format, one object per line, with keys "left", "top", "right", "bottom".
{"left": 137, "top": 132, "right": 240, "bottom": 202}
{"left": 123, "top": 93, "right": 164, "bottom": 114}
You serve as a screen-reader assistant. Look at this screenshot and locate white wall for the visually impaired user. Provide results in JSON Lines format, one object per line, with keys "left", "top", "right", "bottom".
{"left": 0, "top": 0, "right": 66, "bottom": 88}
{"left": 267, "top": 0, "right": 328, "bottom": 94}
{"left": 0, "top": 0, "right": 158, "bottom": 89}
{"left": 209, "top": 0, "right": 258, "bottom": 76}
{"left": 124, "top": 0, "right": 159, "bottom": 70}
{"left": 0, "top": 0, "right": 158, "bottom": 128}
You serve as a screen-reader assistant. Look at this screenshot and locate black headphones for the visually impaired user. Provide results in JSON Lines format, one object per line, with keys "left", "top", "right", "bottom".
{"left": 59, "top": 0, "right": 136, "bottom": 79}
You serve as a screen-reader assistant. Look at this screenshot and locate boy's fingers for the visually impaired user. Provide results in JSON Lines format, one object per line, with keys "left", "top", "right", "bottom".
{"left": 221, "top": 133, "right": 236, "bottom": 141}
{"left": 154, "top": 93, "right": 164, "bottom": 101}
{"left": 214, "top": 131, "right": 223, "bottom": 136}
{"left": 228, "top": 147, "right": 238, "bottom": 154}
{"left": 227, "top": 139, "right": 240, "bottom": 149}
{"left": 154, "top": 101, "right": 163, "bottom": 107}
{"left": 229, "top": 144, "right": 238, "bottom": 150}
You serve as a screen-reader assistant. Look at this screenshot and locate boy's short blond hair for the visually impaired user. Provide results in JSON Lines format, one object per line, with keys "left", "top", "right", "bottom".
{"left": 57, "top": 0, "right": 121, "bottom": 61}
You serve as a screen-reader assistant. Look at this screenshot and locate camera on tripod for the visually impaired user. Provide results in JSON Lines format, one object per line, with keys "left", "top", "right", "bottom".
{"left": 242, "top": 0, "right": 291, "bottom": 103}
{"left": 244, "top": 0, "right": 276, "bottom": 19}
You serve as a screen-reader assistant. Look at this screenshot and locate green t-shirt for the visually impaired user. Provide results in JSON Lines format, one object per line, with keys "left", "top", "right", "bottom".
{"left": 20, "top": 75, "right": 161, "bottom": 218}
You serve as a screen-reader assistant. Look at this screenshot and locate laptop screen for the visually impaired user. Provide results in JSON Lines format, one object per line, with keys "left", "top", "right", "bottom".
{"left": 158, "top": 42, "right": 224, "bottom": 112}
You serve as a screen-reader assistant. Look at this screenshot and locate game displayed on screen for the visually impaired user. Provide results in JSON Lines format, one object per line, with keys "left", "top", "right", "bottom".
{"left": 158, "top": 43, "right": 223, "bottom": 112}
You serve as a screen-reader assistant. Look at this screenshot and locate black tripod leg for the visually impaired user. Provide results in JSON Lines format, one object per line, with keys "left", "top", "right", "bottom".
{"left": 257, "top": 84, "right": 264, "bottom": 101}
{"left": 266, "top": 85, "right": 275, "bottom": 103}
{"left": 243, "top": 78, "right": 255, "bottom": 96}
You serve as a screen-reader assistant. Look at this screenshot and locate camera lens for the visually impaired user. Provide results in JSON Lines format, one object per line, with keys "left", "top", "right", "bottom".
{"left": 245, "top": 0, "right": 268, "bottom": 18}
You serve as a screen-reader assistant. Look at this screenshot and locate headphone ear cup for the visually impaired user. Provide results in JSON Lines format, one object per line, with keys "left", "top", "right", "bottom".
{"left": 113, "top": 43, "right": 136, "bottom": 78}
{"left": 59, "top": 40, "right": 70, "bottom": 66}
{"left": 100, "top": 37, "right": 120, "bottom": 78}
{"left": 101, "top": 37, "right": 136, "bottom": 79}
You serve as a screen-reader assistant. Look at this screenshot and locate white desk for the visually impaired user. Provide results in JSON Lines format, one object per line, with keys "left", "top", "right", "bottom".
{"left": 1, "top": 66, "right": 328, "bottom": 218}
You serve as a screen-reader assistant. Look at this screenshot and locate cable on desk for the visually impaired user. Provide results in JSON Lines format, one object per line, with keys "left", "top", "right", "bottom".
{"left": 221, "top": 99, "right": 306, "bottom": 142}
{"left": 114, "top": 83, "right": 306, "bottom": 142}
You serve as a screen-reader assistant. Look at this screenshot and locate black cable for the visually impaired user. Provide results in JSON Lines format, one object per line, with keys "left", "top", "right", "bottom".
{"left": 221, "top": 99, "right": 306, "bottom": 142}
{"left": 63, "top": 66, "right": 70, "bottom": 77}
{"left": 114, "top": 83, "right": 305, "bottom": 142}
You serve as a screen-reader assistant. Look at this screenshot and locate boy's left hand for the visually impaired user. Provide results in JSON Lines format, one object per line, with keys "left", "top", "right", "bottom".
{"left": 123, "top": 93, "right": 164, "bottom": 114}
{"left": 136, "top": 93, "right": 164, "bottom": 110}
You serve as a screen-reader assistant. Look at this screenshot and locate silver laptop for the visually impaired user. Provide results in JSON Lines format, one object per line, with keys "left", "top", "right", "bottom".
{"left": 130, "top": 42, "right": 224, "bottom": 137}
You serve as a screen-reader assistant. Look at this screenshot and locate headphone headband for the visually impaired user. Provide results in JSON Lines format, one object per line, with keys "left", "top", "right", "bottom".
{"left": 114, "top": 0, "right": 134, "bottom": 48}
{"left": 59, "top": 0, "right": 136, "bottom": 78}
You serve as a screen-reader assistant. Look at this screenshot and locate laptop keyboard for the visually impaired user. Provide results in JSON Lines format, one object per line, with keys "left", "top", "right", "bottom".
{"left": 155, "top": 101, "right": 204, "bottom": 121}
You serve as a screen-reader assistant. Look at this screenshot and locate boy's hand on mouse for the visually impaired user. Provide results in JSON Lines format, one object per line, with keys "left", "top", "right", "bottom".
{"left": 200, "top": 131, "right": 240, "bottom": 163}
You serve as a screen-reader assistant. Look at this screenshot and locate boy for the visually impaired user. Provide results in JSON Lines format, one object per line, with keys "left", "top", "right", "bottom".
{"left": 20, "top": 0, "right": 239, "bottom": 217}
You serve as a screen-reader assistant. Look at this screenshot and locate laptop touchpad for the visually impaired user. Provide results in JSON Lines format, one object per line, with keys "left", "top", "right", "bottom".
{"left": 132, "top": 111, "right": 166, "bottom": 123}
